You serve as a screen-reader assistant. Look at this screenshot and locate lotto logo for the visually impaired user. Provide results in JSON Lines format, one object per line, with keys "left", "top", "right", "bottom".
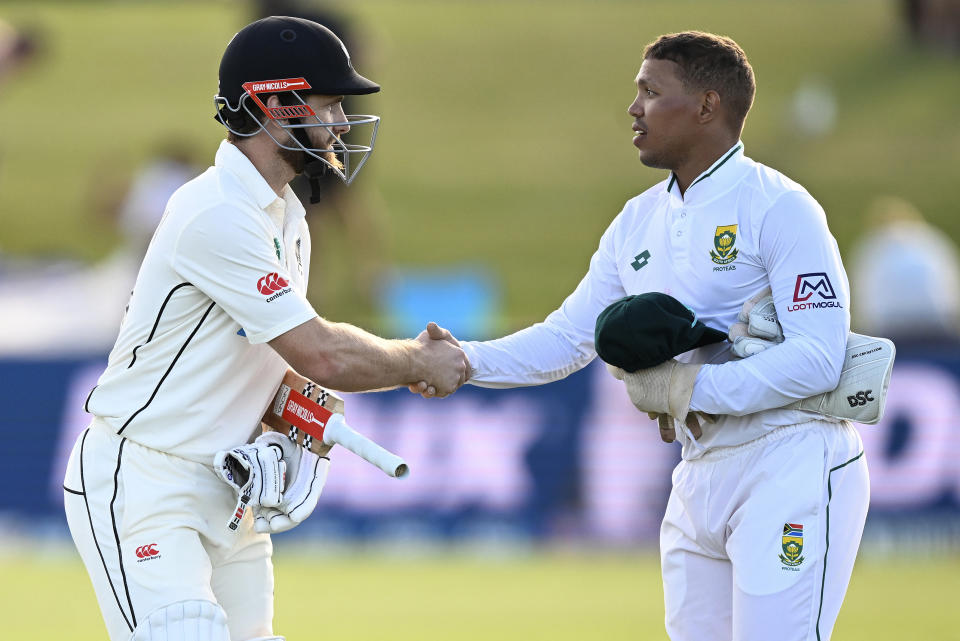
{"left": 135, "top": 544, "right": 159, "bottom": 559}
{"left": 847, "top": 390, "right": 874, "bottom": 407}
{"left": 257, "top": 272, "right": 289, "bottom": 295}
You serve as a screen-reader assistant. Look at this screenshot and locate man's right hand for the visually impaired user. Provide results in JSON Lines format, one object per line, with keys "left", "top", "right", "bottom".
{"left": 410, "top": 322, "right": 470, "bottom": 398}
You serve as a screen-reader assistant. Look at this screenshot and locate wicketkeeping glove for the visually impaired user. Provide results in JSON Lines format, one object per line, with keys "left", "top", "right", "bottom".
{"left": 607, "top": 359, "right": 702, "bottom": 430}
{"left": 253, "top": 433, "right": 330, "bottom": 534}
{"left": 214, "top": 432, "right": 288, "bottom": 531}
{"left": 728, "top": 288, "right": 896, "bottom": 424}
{"left": 728, "top": 287, "right": 783, "bottom": 358}
{"left": 783, "top": 333, "right": 895, "bottom": 424}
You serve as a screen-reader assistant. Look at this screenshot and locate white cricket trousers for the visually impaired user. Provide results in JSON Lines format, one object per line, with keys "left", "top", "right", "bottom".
{"left": 660, "top": 420, "right": 868, "bottom": 641}
{"left": 63, "top": 422, "right": 276, "bottom": 641}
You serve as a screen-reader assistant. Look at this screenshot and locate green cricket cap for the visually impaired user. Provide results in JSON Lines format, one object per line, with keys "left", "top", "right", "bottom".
{"left": 594, "top": 293, "right": 728, "bottom": 372}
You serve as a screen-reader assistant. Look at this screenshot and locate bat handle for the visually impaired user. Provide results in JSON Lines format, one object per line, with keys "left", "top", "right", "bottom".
{"left": 322, "top": 414, "right": 409, "bottom": 478}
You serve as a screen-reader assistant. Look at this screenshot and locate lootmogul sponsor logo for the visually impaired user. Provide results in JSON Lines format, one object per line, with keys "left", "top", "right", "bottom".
{"left": 788, "top": 272, "right": 843, "bottom": 312}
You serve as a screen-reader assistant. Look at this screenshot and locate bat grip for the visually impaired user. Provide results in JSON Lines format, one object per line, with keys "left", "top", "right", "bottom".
{"left": 322, "top": 414, "right": 409, "bottom": 478}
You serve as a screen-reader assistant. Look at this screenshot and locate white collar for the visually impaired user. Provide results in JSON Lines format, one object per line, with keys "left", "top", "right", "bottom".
{"left": 666, "top": 141, "right": 748, "bottom": 203}
{"left": 215, "top": 140, "right": 306, "bottom": 226}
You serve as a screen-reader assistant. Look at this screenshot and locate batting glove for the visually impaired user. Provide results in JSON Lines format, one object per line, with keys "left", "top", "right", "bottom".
{"left": 254, "top": 435, "right": 330, "bottom": 534}
{"left": 728, "top": 287, "right": 784, "bottom": 358}
{"left": 214, "top": 432, "right": 288, "bottom": 531}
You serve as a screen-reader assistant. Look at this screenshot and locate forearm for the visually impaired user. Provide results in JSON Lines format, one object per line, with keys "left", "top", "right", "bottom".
{"left": 462, "top": 321, "right": 596, "bottom": 388}
{"left": 691, "top": 335, "right": 843, "bottom": 415}
{"left": 270, "top": 317, "right": 423, "bottom": 392}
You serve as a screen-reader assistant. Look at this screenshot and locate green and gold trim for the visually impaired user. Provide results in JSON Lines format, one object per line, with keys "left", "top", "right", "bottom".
{"left": 666, "top": 143, "right": 743, "bottom": 194}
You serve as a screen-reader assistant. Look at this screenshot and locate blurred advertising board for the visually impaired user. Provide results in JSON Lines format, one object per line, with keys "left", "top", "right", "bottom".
{"left": 3, "top": 350, "right": 959, "bottom": 545}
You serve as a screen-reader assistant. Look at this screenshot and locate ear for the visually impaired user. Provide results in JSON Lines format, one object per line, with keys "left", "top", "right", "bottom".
{"left": 699, "top": 90, "right": 720, "bottom": 124}
{"left": 264, "top": 94, "right": 288, "bottom": 126}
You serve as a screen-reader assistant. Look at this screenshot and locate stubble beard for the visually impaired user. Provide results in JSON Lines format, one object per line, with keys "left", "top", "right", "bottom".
{"left": 638, "top": 140, "right": 688, "bottom": 174}
{"left": 278, "top": 145, "right": 306, "bottom": 174}
{"left": 638, "top": 148, "right": 670, "bottom": 171}
{"left": 278, "top": 132, "right": 341, "bottom": 176}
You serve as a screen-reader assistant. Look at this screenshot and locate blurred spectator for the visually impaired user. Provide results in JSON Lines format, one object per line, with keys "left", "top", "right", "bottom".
{"left": 904, "top": 0, "right": 960, "bottom": 53}
{"left": 849, "top": 196, "right": 960, "bottom": 344}
{"left": 0, "top": 18, "right": 40, "bottom": 88}
{"left": 113, "top": 139, "right": 202, "bottom": 257}
{"left": 789, "top": 76, "right": 837, "bottom": 138}
{"left": 0, "top": 19, "right": 42, "bottom": 269}
{"left": 0, "top": 139, "right": 201, "bottom": 356}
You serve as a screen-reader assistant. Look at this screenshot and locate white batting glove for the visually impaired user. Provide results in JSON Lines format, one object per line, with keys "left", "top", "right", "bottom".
{"left": 729, "top": 287, "right": 784, "bottom": 358}
{"left": 254, "top": 436, "right": 331, "bottom": 534}
{"left": 214, "top": 432, "right": 288, "bottom": 531}
{"left": 607, "top": 360, "right": 702, "bottom": 426}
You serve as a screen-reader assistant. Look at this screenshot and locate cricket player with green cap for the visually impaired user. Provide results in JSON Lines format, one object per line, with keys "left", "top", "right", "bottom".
{"left": 420, "top": 31, "right": 894, "bottom": 641}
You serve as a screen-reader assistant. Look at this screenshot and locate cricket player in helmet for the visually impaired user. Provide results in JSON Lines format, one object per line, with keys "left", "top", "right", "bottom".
{"left": 215, "top": 16, "right": 380, "bottom": 193}
{"left": 63, "top": 16, "right": 467, "bottom": 641}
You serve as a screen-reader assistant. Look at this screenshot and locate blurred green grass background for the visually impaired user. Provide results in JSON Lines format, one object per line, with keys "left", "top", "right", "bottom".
{"left": 1, "top": 0, "right": 958, "bottom": 329}
{"left": 4, "top": 551, "right": 958, "bottom": 640}
{"left": 2, "top": 3, "right": 957, "bottom": 639}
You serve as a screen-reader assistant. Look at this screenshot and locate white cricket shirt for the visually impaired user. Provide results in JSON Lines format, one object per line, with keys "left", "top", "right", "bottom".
{"left": 85, "top": 141, "right": 317, "bottom": 463}
{"left": 462, "top": 143, "right": 850, "bottom": 459}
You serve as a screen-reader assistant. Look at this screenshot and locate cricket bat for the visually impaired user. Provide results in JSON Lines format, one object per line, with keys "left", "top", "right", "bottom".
{"left": 262, "top": 369, "right": 409, "bottom": 478}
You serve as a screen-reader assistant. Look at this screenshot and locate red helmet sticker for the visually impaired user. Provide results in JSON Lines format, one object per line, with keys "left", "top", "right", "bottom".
{"left": 242, "top": 77, "right": 316, "bottom": 120}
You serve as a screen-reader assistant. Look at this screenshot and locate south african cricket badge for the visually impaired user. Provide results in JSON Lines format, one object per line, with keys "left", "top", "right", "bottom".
{"left": 710, "top": 224, "right": 739, "bottom": 265}
{"left": 779, "top": 523, "right": 805, "bottom": 568}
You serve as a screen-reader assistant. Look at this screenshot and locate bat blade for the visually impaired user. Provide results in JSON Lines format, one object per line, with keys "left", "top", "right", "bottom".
{"left": 263, "top": 369, "right": 408, "bottom": 478}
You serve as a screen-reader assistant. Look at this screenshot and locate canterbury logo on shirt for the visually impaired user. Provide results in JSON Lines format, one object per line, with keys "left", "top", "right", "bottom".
{"left": 257, "top": 272, "right": 291, "bottom": 302}
{"left": 135, "top": 543, "right": 161, "bottom": 562}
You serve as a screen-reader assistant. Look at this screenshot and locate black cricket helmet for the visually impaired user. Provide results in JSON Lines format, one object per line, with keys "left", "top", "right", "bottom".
{"left": 214, "top": 16, "right": 380, "bottom": 185}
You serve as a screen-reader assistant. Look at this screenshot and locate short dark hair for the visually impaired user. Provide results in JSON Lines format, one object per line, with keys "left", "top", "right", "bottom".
{"left": 644, "top": 31, "right": 755, "bottom": 132}
{"left": 221, "top": 101, "right": 266, "bottom": 143}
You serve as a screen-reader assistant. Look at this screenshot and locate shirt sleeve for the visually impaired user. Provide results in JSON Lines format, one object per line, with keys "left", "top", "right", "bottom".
{"left": 461, "top": 216, "right": 627, "bottom": 388}
{"left": 171, "top": 206, "right": 317, "bottom": 344}
{"left": 690, "top": 190, "right": 850, "bottom": 415}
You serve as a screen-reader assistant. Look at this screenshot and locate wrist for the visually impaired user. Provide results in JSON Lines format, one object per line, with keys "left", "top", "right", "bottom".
{"left": 402, "top": 339, "right": 428, "bottom": 382}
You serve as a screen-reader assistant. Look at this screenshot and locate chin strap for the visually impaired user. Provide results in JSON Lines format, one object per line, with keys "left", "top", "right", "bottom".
{"left": 303, "top": 159, "right": 329, "bottom": 204}
{"left": 286, "top": 123, "right": 328, "bottom": 204}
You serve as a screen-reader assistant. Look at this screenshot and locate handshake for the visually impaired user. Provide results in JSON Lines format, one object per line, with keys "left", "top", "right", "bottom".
{"left": 406, "top": 321, "right": 472, "bottom": 399}
{"left": 214, "top": 320, "right": 469, "bottom": 535}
